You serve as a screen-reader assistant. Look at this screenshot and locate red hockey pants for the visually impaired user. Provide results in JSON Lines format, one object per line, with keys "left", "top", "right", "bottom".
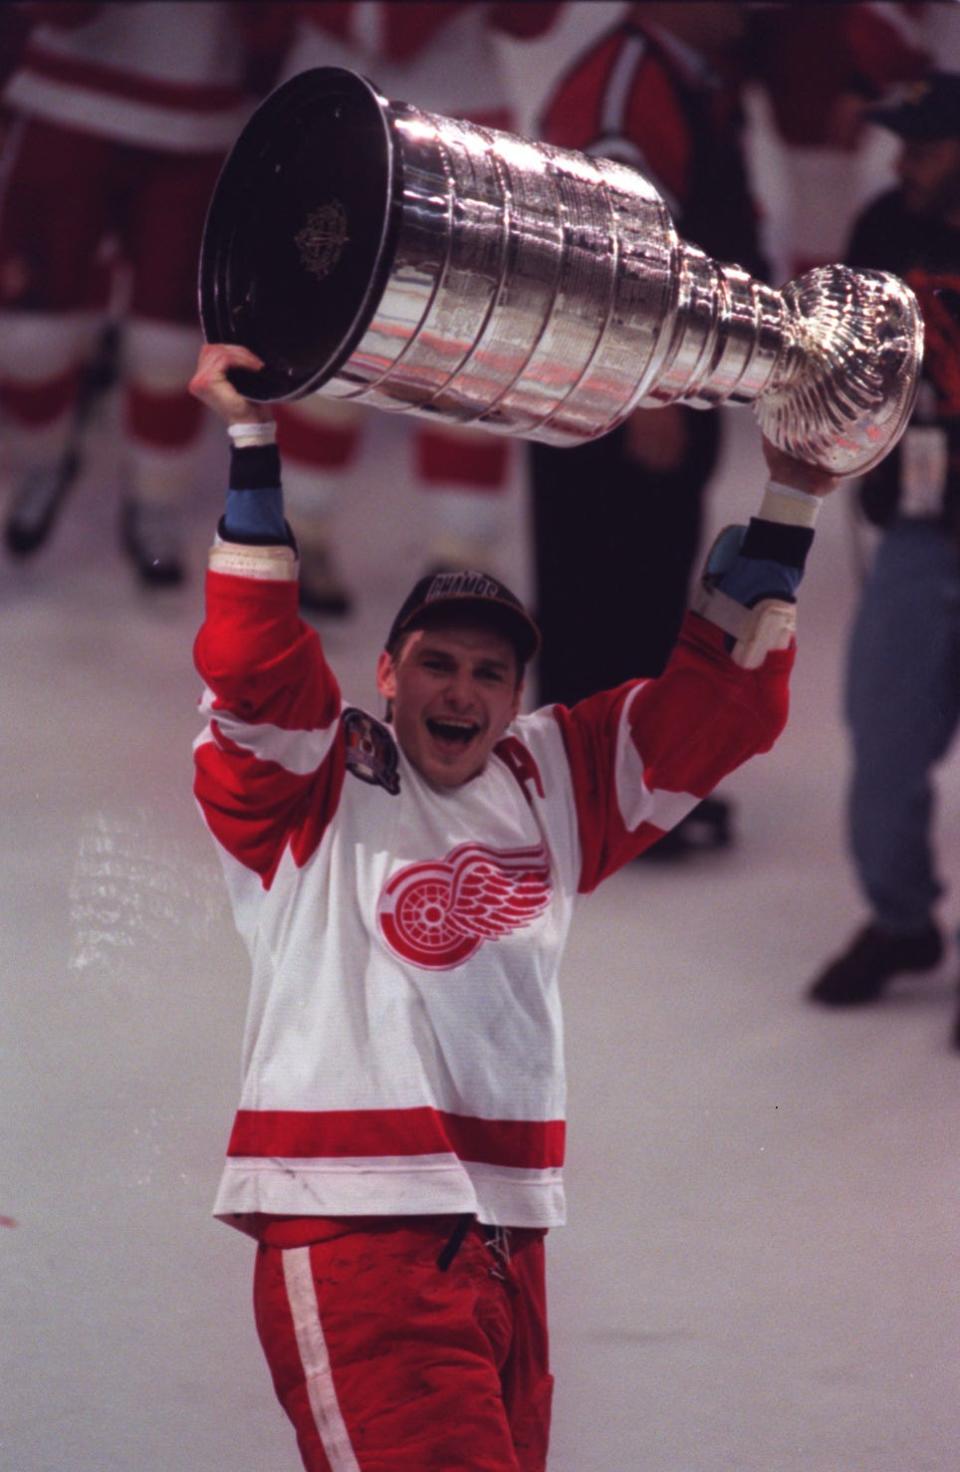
{"left": 252, "top": 1215, "right": 553, "bottom": 1471}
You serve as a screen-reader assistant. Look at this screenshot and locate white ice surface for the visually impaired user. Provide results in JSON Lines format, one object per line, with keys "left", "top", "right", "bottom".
{"left": 3, "top": 385, "right": 959, "bottom": 1472}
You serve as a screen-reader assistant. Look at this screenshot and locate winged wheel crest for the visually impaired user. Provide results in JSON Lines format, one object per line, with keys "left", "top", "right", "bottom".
{"left": 378, "top": 843, "right": 551, "bottom": 969}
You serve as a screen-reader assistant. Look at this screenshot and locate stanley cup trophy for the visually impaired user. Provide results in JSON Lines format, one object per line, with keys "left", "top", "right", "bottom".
{"left": 199, "top": 68, "right": 923, "bottom": 476}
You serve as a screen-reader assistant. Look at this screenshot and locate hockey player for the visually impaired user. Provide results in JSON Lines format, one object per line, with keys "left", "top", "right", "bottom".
{"left": 0, "top": 0, "right": 288, "bottom": 585}
{"left": 189, "top": 340, "right": 845, "bottom": 1471}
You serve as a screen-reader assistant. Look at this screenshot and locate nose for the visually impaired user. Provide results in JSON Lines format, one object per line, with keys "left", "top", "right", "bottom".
{"left": 442, "top": 668, "right": 475, "bottom": 711}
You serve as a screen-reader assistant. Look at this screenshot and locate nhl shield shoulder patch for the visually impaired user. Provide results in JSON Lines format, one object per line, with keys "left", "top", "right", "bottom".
{"left": 342, "top": 707, "right": 400, "bottom": 795}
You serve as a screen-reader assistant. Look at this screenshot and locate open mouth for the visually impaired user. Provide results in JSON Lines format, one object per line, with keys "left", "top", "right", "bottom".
{"left": 426, "top": 718, "right": 481, "bottom": 747}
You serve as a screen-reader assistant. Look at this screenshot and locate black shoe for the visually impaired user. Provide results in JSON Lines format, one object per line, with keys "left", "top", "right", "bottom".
{"left": 120, "top": 499, "right": 185, "bottom": 587}
{"left": 4, "top": 450, "right": 82, "bottom": 556}
{"left": 638, "top": 795, "right": 734, "bottom": 861}
{"left": 808, "top": 922, "right": 943, "bottom": 1008}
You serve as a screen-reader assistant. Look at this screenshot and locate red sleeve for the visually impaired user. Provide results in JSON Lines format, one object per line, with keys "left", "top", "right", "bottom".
{"left": 620, "top": 50, "right": 690, "bottom": 205}
{"left": 539, "top": 33, "right": 691, "bottom": 208}
{"left": 555, "top": 612, "right": 792, "bottom": 891}
{"left": 193, "top": 569, "right": 345, "bottom": 889}
{"left": 538, "top": 28, "right": 622, "bottom": 151}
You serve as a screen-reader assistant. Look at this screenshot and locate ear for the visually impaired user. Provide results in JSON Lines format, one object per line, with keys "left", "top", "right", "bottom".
{"left": 376, "top": 649, "right": 397, "bottom": 702}
{"left": 507, "top": 676, "right": 524, "bottom": 725}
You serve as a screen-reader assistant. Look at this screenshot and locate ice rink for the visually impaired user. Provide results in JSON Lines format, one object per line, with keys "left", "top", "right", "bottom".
{"left": 4, "top": 11, "right": 960, "bottom": 1471}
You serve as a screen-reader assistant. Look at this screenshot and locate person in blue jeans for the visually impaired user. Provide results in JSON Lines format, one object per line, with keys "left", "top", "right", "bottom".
{"left": 808, "top": 72, "right": 960, "bottom": 1045}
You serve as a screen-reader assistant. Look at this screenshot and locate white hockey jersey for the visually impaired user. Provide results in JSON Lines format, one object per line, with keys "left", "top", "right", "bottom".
{"left": 194, "top": 537, "right": 792, "bottom": 1235}
{"left": 4, "top": 1, "right": 251, "bottom": 152}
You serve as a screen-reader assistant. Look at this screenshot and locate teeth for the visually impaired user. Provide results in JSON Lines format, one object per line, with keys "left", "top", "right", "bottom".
{"left": 427, "top": 718, "right": 478, "bottom": 742}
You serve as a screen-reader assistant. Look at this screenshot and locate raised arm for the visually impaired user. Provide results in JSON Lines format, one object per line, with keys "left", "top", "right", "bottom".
{"left": 553, "top": 439, "right": 849, "bottom": 890}
{"left": 190, "top": 345, "right": 344, "bottom": 891}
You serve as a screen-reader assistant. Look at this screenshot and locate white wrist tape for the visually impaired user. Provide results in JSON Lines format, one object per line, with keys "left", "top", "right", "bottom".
{"left": 758, "top": 479, "right": 821, "bottom": 528}
{"left": 227, "top": 420, "right": 277, "bottom": 449}
{"left": 209, "top": 536, "right": 297, "bottom": 581}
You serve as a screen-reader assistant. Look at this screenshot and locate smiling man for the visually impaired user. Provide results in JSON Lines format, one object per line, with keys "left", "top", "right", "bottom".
{"left": 189, "top": 341, "right": 842, "bottom": 1472}
{"left": 377, "top": 572, "right": 535, "bottom": 788}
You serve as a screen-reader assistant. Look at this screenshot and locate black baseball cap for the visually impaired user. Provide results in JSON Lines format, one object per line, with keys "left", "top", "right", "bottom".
{"left": 386, "top": 569, "right": 541, "bottom": 666}
{"left": 868, "top": 72, "right": 960, "bottom": 141}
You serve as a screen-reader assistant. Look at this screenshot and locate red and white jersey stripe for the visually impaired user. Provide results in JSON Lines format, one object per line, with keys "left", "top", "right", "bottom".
{"left": 4, "top": 2, "right": 251, "bottom": 152}
{"left": 194, "top": 538, "right": 792, "bottom": 1232}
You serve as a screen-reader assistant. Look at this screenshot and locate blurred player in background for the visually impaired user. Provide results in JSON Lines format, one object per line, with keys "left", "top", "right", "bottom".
{"left": 0, "top": 0, "right": 289, "bottom": 586}
{"left": 748, "top": 1, "right": 928, "bottom": 280}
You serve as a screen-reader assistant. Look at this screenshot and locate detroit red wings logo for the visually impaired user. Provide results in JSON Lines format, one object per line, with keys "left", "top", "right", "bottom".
{"left": 378, "top": 843, "right": 552, "bottom": 970}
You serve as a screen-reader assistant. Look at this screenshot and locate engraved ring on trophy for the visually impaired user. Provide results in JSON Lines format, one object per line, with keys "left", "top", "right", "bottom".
{"left": 199, "top": 67, "right": 923, "bottom": 476}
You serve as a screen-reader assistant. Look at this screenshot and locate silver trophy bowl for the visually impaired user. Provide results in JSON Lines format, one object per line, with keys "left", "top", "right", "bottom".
{"left": 199, "top": 67, "right": 922, "bottom": 476}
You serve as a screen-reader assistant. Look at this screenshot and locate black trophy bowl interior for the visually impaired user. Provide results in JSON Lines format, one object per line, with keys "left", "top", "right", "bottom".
{"left": 198, "top": 67, "right": 401, "bottom": 401}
